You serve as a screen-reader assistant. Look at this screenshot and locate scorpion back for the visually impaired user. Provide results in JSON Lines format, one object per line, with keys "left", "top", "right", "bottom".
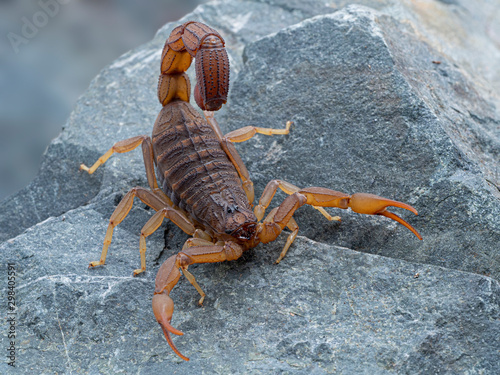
{"left": 152, "top": 100, "right": 254, "bottom": 236}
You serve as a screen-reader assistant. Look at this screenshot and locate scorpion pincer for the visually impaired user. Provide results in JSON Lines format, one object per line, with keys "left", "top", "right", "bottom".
{"left": 80, "top": 21, "right": 422, "bottom": 361}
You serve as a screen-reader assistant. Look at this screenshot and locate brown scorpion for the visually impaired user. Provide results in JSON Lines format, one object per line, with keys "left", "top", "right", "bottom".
{"left": 80, "top": 21, "right": 422, "bottom": 361}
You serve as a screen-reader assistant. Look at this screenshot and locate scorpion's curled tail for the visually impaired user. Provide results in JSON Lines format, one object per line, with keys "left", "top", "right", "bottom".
{"left": 157, "top": 21, "right": 229, "bottom": 111}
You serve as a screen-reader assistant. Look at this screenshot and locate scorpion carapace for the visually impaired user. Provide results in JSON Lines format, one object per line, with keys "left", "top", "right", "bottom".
{"left": 80, "top": 21, "right": 422, "bottom": 361}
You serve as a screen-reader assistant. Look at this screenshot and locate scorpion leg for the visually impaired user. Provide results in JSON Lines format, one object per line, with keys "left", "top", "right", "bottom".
{"left": 262, "top": 207, "right": 300, "bottom": 264}
{"left": 80, "top": 135, "right": 149, "bottom": 174}
{"left": 88, "top": 187, "right": 194, "bottom": 275}
{"left": 257, "top": 187, "right": 422, "bottom": 262}
{"left": 152, "top": 241, "right": 244, "bottom": 361}
{"left": 179, "top": 237, "right": 216, "bottom": 305}
{"left": 276, "top": 217, "right": 299, "bottom": 264}
{"left": 181, "top": 237, "right": 215, "bottom": 250}
{"left": 134, "top": 207, "right": 195, "bottom": 276}
{"left": 192, "top": 228, "right": 213, "bottom": 241}
{"left": 80, "top": 135, "right": 174, "bottom": 206}
{"left": 252, "top": 179, "right": 337, "bottom": 263}
{"left": 204, "top": 112, "right": 292, "bottom": 205}
{"left": 221, "top": 120, "right": 292, "bottom": 205}
{"left": 222, "top": 120, "right": 292, "bottom": 142}
{"left": 206, "top": 113, "right": 291, "bottom": 145}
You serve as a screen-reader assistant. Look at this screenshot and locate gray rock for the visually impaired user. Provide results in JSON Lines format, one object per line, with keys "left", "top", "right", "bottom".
{"left": 2, "top": 204, "right": 499, "bottom": 373}
{"left": 1, "top": 0, "right": 499, "bottom": 373}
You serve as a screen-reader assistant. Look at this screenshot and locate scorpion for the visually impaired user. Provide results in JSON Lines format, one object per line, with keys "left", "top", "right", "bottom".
{"left": 80, "top": 21, "right": 422, "bottom": 361}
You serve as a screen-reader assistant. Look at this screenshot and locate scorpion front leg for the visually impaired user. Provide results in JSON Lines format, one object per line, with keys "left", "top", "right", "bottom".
{"left": 152, "top": 241, "right": 244, "bottom": 361}
{"left": 256, "top": 182, "right": 422, "bottom": 263}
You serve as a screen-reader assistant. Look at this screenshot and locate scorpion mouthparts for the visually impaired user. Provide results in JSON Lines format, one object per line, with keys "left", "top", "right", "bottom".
{"left": 230, "top": 222, "right": 257, "bottom": 241}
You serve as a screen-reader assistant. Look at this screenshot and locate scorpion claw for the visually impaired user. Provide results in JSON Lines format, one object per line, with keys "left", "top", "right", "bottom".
{"left": 378, "top": 210, "right": 422, "bottom": 240}
{"left": 152, "top": 293, "right": 189, "bottom": 361}
{"left": 349, "top": 193, "right": 422, "bottom": 240}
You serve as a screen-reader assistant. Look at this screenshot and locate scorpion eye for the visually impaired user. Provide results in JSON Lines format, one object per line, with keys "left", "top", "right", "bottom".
{"left": 226, "top": 205, "right": 238, "bottom": 214}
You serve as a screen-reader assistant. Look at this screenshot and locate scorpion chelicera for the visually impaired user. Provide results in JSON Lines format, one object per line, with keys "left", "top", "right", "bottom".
{"left": 80, "top": 21, "right": 422, "bottom": 361}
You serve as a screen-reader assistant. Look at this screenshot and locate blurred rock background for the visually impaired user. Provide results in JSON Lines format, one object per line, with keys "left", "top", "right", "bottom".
{"left": 0, "top": 0, "right": 206, "bottom": 201}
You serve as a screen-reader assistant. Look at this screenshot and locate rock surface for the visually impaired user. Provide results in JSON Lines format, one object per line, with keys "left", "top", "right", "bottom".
{"left": 2, "top": 0, "right": 499, "bottom": 373}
